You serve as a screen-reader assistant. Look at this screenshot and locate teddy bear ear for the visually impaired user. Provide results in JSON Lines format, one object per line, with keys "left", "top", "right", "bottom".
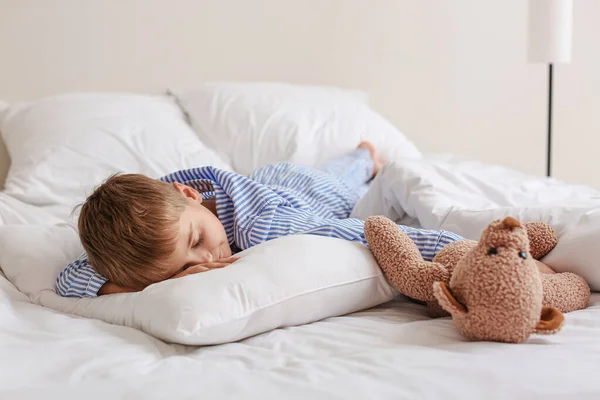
{"left": 433, "top": 282, "right": 467, "bottom": 316}
{"left": 534, "top": 307, "right": 565, "bottom": 335}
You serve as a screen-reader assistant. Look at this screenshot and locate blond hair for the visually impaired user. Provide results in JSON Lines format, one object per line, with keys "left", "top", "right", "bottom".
{"left": 77, "top": 174, "right": 187, "bottom": 289}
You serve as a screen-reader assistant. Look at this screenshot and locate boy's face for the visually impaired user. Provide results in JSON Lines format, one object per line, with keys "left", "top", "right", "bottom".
{"left": 160, "top": 183, "right": 232, "bottom": 280}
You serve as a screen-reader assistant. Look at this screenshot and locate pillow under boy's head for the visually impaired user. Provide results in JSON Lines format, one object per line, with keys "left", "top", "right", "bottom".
{"left": 0, "top": 224, "right": 397, "bottom": 345}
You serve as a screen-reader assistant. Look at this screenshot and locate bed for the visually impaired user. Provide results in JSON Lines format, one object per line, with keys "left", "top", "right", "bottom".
{"left": 1, "top": 84, "right": 599, "bottom": 400}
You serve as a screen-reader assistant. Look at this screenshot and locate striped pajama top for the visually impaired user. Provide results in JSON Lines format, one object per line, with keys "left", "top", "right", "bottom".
{"left": 56, "top": 163, "right": 463, "bottom": 298}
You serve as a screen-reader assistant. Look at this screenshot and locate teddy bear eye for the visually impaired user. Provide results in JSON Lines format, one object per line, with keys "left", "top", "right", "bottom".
{"left": 518, "top": 251, "right": 527, "bottom": 259}
{"left": 487, "top": 248, "right": 498, "bottom": 256}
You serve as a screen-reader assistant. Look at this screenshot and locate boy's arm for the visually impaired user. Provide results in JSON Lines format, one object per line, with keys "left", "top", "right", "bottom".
{"left": 235, "top": 199, "right": 367, "bottom": 249}
{"left": 55, "top": 253, "right": 109, "bottom": 298}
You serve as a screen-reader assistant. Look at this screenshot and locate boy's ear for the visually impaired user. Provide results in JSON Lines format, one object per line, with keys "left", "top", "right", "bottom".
{"left": 173, "top": 182, "right": 202, "bottom": 203}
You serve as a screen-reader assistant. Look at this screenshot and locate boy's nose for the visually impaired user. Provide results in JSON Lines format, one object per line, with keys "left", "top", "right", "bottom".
{"left": 189, "top": 249, "right": 213, "bottom": 265}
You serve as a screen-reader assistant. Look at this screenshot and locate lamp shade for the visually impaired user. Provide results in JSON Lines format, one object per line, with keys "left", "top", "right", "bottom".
{"left": 528, "top": 0, "right": 573, "bottom": 63}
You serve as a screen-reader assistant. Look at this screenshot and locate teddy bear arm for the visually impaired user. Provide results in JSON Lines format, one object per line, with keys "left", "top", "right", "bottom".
{"left": 432, "top": 240, "right": 476, "bottom": 277}
{"left": 365, "top": 216, "right": 450, "bottom": 302}
{"left": 523, "top": 222, "right": 559, "bottom": 260}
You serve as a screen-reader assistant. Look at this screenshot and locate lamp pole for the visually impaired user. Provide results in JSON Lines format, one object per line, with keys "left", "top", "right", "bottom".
{"left": 547, "top": 63, "right": 553, "bottom": 178}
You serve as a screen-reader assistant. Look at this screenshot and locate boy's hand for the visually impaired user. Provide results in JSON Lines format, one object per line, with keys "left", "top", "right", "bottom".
{"left": 98, "top": 282, "right": 138, "bottom": 295}
{"left": 172, "top": 256, "right": 240, "bottom": 279}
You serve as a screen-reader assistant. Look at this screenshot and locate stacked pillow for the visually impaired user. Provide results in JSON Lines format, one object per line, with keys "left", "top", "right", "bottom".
{"left": 0, "top": 93, "right": 232, "bottom": 207}
{"left": 170, "top": 82, "right": 421, "bottom": 175}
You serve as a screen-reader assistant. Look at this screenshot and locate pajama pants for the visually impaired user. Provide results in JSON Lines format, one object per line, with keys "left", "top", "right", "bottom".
{"left": 250, "top": 148, "right": 464, "bottom": 261}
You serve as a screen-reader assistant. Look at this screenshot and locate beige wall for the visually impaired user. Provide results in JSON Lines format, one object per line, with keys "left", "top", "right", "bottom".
{"left": 0, "top": 0, "right": 598, "bottom": 189}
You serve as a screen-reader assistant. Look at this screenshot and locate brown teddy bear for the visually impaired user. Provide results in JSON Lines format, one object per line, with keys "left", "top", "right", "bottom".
{"left": 364, "top": 216, "right": 591, "bottom": 343}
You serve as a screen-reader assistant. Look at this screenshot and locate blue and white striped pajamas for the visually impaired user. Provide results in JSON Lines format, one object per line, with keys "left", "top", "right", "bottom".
{"left": 56, "top": 149, "right": 463, "bottom": 298}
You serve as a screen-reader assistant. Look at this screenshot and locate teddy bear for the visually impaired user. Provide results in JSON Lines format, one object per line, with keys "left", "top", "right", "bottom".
{"left": 364, "top": 215, "right": 591, "bottom": 343}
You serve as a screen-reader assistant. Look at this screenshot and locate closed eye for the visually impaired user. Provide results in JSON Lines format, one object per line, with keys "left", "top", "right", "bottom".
{"left": 192, "top": 234, "right": 203, "bottom": 249}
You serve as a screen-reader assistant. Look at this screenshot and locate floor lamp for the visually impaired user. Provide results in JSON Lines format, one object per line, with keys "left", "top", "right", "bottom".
{"left": 527, "top": 0, "right": 573, "bottom": 178}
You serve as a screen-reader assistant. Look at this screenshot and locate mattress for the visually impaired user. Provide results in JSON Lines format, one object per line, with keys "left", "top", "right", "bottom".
{"left": 1, "top": 274, "right": 599, "bottom": 399}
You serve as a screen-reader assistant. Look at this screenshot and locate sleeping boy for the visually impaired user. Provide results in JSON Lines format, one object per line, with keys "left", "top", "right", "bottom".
{"left": 56, "top": 142, "right": 554, "bottom": 297}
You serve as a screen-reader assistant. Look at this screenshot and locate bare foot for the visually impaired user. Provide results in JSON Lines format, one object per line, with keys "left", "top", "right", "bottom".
{"left": 358, "top": 141, "right": 385, "bottom": 178}
{"left": 535, "top": 260, "right": 556, "bottom": 274}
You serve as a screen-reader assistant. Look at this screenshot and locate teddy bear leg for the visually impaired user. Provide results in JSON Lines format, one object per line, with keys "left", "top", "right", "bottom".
{"left": 432, "top": 240, "right": 477, "bottom": 277}
{"left": 425, "top": 240, "right": 476, "bottom": 318}
{"left": 523, "top": 222, "right": 558, "bottom": 260}
{"left": 541, "top": 272, "right": 591, "bottom": 313}
{"left": 365, "top": 216, "right": 450, "bottom": 302}
{"left": 426, "top": 301, "right": 450, "bottom": 318}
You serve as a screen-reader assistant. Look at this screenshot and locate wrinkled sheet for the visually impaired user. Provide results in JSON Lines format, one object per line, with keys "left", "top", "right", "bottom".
{"left": 351, "top": 155, "right": 600, "bottom": 232}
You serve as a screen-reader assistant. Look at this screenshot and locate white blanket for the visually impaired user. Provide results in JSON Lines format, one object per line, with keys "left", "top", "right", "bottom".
{"left": 351, "top": 156, "right": 600, "bottom": 290}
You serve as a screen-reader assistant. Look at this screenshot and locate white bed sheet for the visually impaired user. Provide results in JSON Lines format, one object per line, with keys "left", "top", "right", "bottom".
{"left": 1, "top": 272, "right": 599, "bottom": 399}
{"left": 2, "top": 146, "right": 600, "bottom": 398}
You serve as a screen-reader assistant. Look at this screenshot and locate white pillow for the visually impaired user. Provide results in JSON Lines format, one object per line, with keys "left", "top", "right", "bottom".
{"left": 0, "top": 193, "right": 63, "bottom": 225}
{"left": 171, "top": 82, "right": 421, "bottom": 175}
{"left": 0, "top": 224, "right": 397, "bottom": 345}
{"left": 0, "top": 93, "right": 233, "bottom": 206}
{"left": 0, "top": 224, "right": 82, "bottom": 297}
